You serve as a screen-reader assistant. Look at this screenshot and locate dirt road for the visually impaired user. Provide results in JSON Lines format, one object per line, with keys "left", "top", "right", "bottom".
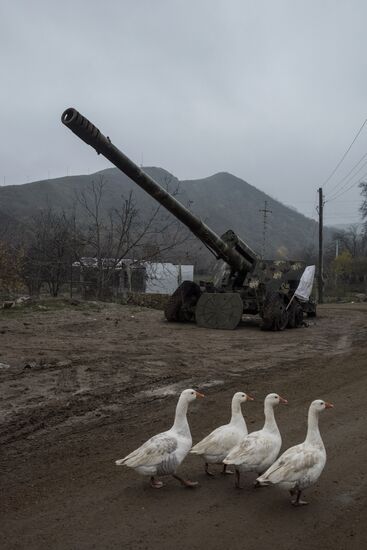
{"left": 1, "top": 301, "right": 366, "bottom": 549}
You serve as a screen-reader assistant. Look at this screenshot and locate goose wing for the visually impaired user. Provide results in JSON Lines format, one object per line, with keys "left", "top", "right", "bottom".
{"left": 224, "top": 431, "right": 272, "bottom": 467}
{"left": 191, "top": 425, "right": 239, "bottom": 456}
{"left": 258, "top": 443, "right": 319, "bottom": 484}
{"left": 116, "top": 432, "right": 178, "bottom": 468}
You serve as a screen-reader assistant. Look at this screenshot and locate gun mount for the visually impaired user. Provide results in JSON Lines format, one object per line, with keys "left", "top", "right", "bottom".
{"left": 61, "top": 108, "right": 316, "bottom": 330}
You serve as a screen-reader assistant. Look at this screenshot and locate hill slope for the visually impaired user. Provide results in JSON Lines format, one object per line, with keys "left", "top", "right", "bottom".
{"left": 0, "top": 167, "right": 320, "bottom": 260}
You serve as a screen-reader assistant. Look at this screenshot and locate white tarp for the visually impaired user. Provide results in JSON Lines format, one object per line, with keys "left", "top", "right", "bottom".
{"left": 294, "top": 265, "right": 316, "bottom": 301}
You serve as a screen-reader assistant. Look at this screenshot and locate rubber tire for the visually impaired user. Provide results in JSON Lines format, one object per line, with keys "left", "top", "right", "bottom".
{"left": 287, "top": 301, "right": 304, "bottom": 328}
{"left": 164, "top": 281, "right": 201, "bottom": 322}
{"left": 261, "top": 292, "right": 289, "bottom": 331}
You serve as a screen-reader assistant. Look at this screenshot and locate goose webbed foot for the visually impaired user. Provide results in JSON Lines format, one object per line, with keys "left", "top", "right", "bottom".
{"left": 150, "top": 476, "right": 164, "bottom": 489}
{"left": 205, "top": 463, "right": 215, "bottom": 477}
{"left": 290, "top": 490, "right": 308, "bottom": 506}
{"left": 235, "top": 469, "right": 242, "bottom": 489}
{"left": 172, "top": 474, "right": 199, "bottom": 488}
{"left": 222, "top": 464, "right": 234, "bottom": 475}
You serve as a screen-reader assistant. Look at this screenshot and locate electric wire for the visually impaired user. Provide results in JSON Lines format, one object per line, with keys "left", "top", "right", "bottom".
{"left": 321, "top": 117, "right": 367, "bottom": 188}
{"left": 326, "top": 149, "right": 367, "bottom": 196}
{"left": 327, "top": 163, "right": 367, "bottom": 201}
{"left": 326, "top": 170, "right": 367, "bottom": 203}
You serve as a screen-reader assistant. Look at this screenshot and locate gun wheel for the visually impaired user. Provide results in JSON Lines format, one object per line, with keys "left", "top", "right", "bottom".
{"left": 302, "top": 296, "right": 317, "bottom": 318}
{"left": 261, "top": 292, "right": 289, "bottom": 331}
{"left": 164, "top": 281, "right": 201, "bottom": 322}
{"left": 287, "top": 301, "right": 304, "bottom": 328}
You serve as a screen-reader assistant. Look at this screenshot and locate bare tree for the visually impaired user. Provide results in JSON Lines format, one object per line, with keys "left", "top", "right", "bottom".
{"left": 75, "top": 175, "right": 193, "bottom": 299}
{"left": 0, "top": 240, "right": 23, "bottom": 295}
{"left": 22, "top": 209, "right": 82, "bottom": 296}
{"left": 332, "top": 225, "right": 365, "bottom": 258}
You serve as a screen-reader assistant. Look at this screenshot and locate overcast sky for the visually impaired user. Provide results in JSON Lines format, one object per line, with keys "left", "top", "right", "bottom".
{"left": 1, "top": 0, "right": 367, "bottom": 226}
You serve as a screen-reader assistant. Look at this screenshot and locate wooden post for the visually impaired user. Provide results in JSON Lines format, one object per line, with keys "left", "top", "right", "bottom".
{"left": 318, "top": 187, "right": 324, "bottom": 304}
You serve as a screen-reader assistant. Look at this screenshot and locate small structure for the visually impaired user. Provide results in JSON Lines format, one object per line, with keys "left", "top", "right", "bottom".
{"left": 144, "top": 263, "right": 194, "bottom": 295}
{"left": 72, "top": 258, "right": 194, "bottom": 298}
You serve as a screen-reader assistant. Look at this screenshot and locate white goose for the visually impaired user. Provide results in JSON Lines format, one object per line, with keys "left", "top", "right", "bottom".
{"left": 115, "top": 388, "right": 204, "bottom": 488}
{"left": 223, "top": 393, "right": 287, "bottom": 488}
{"left": 190, "top": 392, "right": 254, "bottom": 476}
{"left": 256, "top": 399, "right": 333, "bottom": 505}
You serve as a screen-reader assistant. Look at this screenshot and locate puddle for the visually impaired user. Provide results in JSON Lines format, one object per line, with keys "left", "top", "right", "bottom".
{"left": 335, "top": 493, "right": 356, "bottom": 506}
{"left": 139, "top": 379, "right": 224, "bottom": 399}
{"left": 200, "top": 379, "right": 225, "bottom": 389}
{"left": 145, "top": 360, "right": 168, "bottom": 368}
{"left": 334, "top": 335, "right": 351, "bottom": 354}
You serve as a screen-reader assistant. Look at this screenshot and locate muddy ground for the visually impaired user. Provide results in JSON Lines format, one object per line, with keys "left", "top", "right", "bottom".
{"left": 1, "top": 299, "right": 366, "bottom": 550}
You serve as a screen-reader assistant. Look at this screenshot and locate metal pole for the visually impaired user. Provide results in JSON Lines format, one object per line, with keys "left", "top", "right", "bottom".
{"left": 70, "top": 261, "right": 73, "bottom": 298}
{"left": 318, "top": 187, "right": 324, "bottom": 304}
{"left": 259, "top": 200, "right": 272, "bottom": 259}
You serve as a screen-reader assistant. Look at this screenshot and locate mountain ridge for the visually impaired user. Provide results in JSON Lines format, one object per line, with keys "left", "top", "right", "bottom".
{"left": 0, "top": 167, "right": 322, "bottom": 260}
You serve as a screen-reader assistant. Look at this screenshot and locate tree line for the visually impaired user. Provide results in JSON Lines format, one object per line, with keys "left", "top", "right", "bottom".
{"left": 295, "top": 182, "right": 367, "bottom": 297}
{"left": 0, "top": 179, "right": 366, "bottom": 300}
{"left": 0, "top": 176, "right": 194, "bottom": 299}
{"left": 325, "top": 182, "right": 367, "bottom": 296}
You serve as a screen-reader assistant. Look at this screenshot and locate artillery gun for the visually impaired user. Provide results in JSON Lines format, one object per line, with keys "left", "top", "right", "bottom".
{"left": 61, "top": 108, "right": 316, "bottom": 330}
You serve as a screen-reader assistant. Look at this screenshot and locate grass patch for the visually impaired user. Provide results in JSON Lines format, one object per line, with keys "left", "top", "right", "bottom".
{"left": 0, "top": 297, "right": 103, "bottom": 318}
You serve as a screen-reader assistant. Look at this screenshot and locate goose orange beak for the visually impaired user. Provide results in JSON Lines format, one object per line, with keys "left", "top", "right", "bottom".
{"left": 279, "top": 396, "right": 288, "bottom": 404}
{"left": 246, "top": 394, "right": 255, "bottom": 401}
{"left": 195, "top": 391, "right": 205, "bottom": 398}
{"left": 325, "top": 402, "right": 334, "bottom": 409}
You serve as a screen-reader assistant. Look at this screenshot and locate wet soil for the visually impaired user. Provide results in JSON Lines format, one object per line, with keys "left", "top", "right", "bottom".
{"left": 1, "top": 300, "right": 366, "bottom": 549}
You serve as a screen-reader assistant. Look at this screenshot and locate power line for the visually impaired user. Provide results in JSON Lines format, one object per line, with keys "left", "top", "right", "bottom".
{"left": 321, "top": 116, "right": 367, "bottom": 188}
{"left": 324, "top": 216, "right": 362, "bottom": 220}
{"left": 326, "top": 149, "right": 367, "bottom": 196}
{"left": 326, "top": 170, "right": 367, "bottom": 203}
{"left": 290, "top": 199, "right": 361, "bottom": 206}
{"left": 326, "top": 155, "right": 367, "bottom": 200}
{"left": 324, "top": 211, "right": 362, "bottom": 217}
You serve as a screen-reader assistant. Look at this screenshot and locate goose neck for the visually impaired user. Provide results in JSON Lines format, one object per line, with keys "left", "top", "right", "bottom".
{"left": 172, "top": 396, "right": 190, "bottom": 436}
{"left": 230, "top": 400, "right": 247, "bottom": 429}
{"left": 305, "top": 407, "right": 323, "bottom": 446}
{"left": 263, "top": 402, "right": 278, "bottom": 433}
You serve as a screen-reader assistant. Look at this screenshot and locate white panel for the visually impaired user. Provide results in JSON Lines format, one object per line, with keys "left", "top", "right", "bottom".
{"left": 143, "top": 263, "right": 194, "bottom": 294}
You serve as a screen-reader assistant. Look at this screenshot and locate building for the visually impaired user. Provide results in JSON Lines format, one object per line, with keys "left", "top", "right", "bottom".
{"left": 72, "top": 258, "right": 194, "bottom": 297}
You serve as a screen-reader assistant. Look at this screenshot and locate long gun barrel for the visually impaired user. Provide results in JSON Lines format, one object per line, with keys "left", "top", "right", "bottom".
{"left": 61, "top": 108, "right": 252, "bottom": 274}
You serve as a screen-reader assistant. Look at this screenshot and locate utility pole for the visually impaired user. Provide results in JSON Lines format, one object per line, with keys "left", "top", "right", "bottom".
{"left": 318, "top": 187, "right": 324, "bottom": 304}
{"left": 259, "top": 200, "right": 272, "bottom": 259}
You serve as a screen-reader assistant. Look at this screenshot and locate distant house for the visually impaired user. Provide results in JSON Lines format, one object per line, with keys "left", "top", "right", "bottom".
{"left": 72, "top": 258, "right": 194, "bottom": 297}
